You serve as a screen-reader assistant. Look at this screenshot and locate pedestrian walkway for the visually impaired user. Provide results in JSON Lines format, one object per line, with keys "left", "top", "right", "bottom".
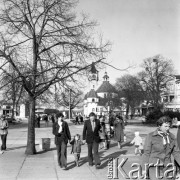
{"left": 0, "top": 119, "right": 178, "bottom": 180}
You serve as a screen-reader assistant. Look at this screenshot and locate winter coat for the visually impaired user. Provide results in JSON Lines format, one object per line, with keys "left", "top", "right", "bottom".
{"left": 142, "top": 129, "right": 180, "bottom": 180}
{"left": 99, "top": 122, "right": 107, "bottom": 140}
{"left": 113, "top": 119, "right": 124, "bottom": 142}
{"left": 52, "top": 121, "right": 71, "bottom": 144}
{"left": 70, "top": 139, "right": 83, "bottom": 154}
{"left": 0, "top": 119, "right": 8, "bottom": 135}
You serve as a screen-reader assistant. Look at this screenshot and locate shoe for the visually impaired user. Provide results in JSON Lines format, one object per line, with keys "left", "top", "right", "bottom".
{"left": 62, "top": 166, "right": 67, "bottom": 170}
{"left": 95, "top": 164, "right": 101, "bottom": 169}
{"left": 0, "top": 151, "right": 4, "bottom": 154}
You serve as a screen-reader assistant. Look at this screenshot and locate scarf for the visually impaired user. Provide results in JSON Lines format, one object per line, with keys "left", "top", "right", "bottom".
{"left": 157, "top": 129, "right": 170, "bottom": 147}
{"left": 58, "top": 120, "right": 63, "bottom": 133}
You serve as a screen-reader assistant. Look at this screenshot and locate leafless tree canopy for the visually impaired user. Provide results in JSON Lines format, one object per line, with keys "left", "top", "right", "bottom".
{"left": 138, "top": 54, "right": 174, "bottom": 108}
{"left": 0, "top": 0, "right": 110, "bottom": 155}
{"left": 0, "top": 0, "right": 110, "bottom": 98}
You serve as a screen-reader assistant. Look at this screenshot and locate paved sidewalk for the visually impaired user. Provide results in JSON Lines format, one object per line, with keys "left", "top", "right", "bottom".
{"left": 0, "top": 120, "right": 178, "bottom": 180}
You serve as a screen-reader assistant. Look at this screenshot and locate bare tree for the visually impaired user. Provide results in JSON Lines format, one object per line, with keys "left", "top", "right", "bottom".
{"left": 138, "top": 55, "right": 174, "bottom": 109}
{"left": 0, "top": 0, "right": 110, "bottom": 154}
{"left": 115, "top": 74, "right": 145, "bottom": 118}
{"left": 0, "top": 65, "right": 26, "bottom": 119}
{"left": 55, "top": 88, "right": 83, "bottom": 118}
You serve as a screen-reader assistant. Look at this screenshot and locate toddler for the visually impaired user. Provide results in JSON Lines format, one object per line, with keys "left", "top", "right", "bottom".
{"left": 130, "top": 131, "right": 143, "bottom": 155}
{"left": 70, "top": 134, "right": 84, "bottom": 167}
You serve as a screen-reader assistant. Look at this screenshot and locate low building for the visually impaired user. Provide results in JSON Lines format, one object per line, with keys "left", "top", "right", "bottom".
{"left": 161, "top": 75, "right": 180, "bottom": 111}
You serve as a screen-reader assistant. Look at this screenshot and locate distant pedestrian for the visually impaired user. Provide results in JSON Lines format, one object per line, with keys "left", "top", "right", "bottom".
{"left": 82, "top": 112, "right": 101, "bottom": 168}
{"left": 0, "top": 115, "right": 9, "bottom": 153}
{"left": 52, "top": 113, "right": 71, "bottom": 170}
{"left": 75, "top": 115, "right": 80, "bottom": 125}
{"left": 130, "top": 131, "right": 143, "bottom": 155}
{"left": 37, "top": 114, "right": 41, "bottom": 128}
{"left": 113, "top": 115, "right": 124, "bottom": 149}
{"left": 51, "top": 114, "right": 55, "bottom": 124}
{"left": 70, "top": 134, "right": 84, "bottom": 167}
{"left": 80, "top": 115, "right": 84, "bottom": 124}
{"left": 44, "top": 115, "right": 48, "bottom": 127}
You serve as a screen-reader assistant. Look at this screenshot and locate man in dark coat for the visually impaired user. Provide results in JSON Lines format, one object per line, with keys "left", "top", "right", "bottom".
{"left": 82, "top": 112, "right": 101, "bottom": 168}
{"left": 52, "top": 113, "right": 71, "bottom": 170}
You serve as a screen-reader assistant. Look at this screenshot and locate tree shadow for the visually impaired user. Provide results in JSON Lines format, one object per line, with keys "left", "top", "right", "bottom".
{"left": 7, "top": 145, "right": 27, "bottom": 151}
{"left": 99, "top": 150, "right": 127, "bottom": 169}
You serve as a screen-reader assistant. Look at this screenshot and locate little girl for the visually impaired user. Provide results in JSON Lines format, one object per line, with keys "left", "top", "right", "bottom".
{"left": 70, "top": 134, "right": 84, "bottom": 167}
{"left": 99, "top": 115, "right": 107, "bottom": 150}
{"left": 130, "top": 131, "right": 143, "bottom": 155}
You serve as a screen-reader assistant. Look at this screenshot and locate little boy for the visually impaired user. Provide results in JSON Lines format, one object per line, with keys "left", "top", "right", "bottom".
{"left": 70, "top": 134, "right": 84, "bottom": 167}
{"left": 130, "top": 131, "right": 143, "bottom": 155}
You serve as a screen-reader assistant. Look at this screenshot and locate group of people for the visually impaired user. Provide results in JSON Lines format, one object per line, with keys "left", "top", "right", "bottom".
{"left": 52, "top": 112, "right": 126, "bottom": 170}
{"left": 2, "top": 110, "right": 180, "bottom": 179}
{"left": 35, "top": 114, "right": 55, "bottom": 128}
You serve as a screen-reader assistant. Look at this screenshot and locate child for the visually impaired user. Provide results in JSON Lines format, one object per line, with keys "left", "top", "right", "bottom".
{"left": 70, "top": 134, "right": 84, "bottom": 167}
{"left": 99, "top": 116, "right": 107, "bottom": 150}
{"left": 130, "top": 131, "right": 143, "bottom": 155}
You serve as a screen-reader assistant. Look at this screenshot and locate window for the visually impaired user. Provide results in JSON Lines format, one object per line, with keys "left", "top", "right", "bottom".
{"left": 92, "top": 98, "right": 95, "bottom": 102}
{"left": 92, "top": 108, "right": 95, "bottom": 112}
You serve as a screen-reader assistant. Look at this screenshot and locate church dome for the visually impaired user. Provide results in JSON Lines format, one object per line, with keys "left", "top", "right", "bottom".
{"left": 85, "top": 89, "right": 98, "bottom": 99}
{"left": 96, "top": 72, "right": 117, "bottom": 94}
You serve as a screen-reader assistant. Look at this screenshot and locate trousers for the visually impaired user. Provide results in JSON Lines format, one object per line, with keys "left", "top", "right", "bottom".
{"left": 56, "top": 141, "right": 67, "bottom": 168}
{"left": 1, "top": 134, "right": 7, "bottom": 150}
{"left": 87, "top": 141, "right": 100, "bottom": 165}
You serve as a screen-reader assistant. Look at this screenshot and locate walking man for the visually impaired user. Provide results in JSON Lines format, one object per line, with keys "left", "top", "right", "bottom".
{"left": 52, "top": 113, "right": 71, "bottom": 170}
{"left": 82, "top": 112, "right": 101, "bottom": 168}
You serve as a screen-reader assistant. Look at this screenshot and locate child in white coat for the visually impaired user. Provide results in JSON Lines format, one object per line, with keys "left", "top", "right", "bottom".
{"left": 130, "top": 131, "right": 143, "bottom": 155}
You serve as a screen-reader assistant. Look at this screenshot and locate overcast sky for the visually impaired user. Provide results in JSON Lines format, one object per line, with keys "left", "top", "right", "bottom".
{"left": 76, "top": 0, "right": 180, "bottom": 85}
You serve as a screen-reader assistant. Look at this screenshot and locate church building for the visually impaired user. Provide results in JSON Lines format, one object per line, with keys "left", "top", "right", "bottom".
{"left": 84, "top": 69, "right": 119, "bottom": 117}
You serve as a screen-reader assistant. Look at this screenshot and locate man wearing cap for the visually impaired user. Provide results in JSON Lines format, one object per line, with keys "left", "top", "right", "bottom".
{"left": 82, "top": 112, "right": 101, "bottom": 168}
{"left": 52, "top": 113, "right": 71, "bottom": 170}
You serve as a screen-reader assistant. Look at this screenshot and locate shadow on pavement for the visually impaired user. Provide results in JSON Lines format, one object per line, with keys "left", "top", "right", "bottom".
{"left": 99, "top": 150, "right": 127, "bottom": 169}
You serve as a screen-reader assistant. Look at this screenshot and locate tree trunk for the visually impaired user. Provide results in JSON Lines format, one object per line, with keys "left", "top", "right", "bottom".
{"left": 25, "top": 95, "right": 36, "bottom": 155}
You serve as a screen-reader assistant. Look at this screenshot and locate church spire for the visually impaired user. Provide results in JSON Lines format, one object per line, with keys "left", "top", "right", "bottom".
{"left": 103, "top": 72, "right": 109, "bottom": 81}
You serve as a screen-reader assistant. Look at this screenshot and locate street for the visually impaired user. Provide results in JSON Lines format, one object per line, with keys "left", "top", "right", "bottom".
{"left": 0, "top": 119, "right": 178, "bottom": 180}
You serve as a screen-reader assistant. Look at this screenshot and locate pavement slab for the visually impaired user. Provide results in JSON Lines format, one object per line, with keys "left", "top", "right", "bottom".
{"left": 0, "top": 120, "right": 179, "bottom": 180}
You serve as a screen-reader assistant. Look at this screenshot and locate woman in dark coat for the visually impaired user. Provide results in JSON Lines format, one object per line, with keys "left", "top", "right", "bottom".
{"left": 113, "top": 115, "right": 124, "bottom": 149}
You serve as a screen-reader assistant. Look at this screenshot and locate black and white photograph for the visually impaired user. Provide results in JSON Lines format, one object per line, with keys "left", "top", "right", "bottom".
{"left": 0, "top": 0, "right": 180, "bottom": 179}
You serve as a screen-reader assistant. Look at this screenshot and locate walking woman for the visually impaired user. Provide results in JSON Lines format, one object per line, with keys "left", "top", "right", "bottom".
{"left": 0, "top": 115, "right": 8, "bottom": 153}
{"left": 113, "top": 115, "right": 124, "bottom": 149}
{"left": 52, "top": 113, "right": 71, "bottom": 170}
{"left": 142, "top": 116, "right": 180, "bottom": 180}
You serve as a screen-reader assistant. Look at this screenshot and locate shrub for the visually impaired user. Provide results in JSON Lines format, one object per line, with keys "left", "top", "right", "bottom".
{"left": 145, "top": 110, "right": 180, "bottom": 124}
{"left": 145, "top": 109, "right": 163, "bottom": 124}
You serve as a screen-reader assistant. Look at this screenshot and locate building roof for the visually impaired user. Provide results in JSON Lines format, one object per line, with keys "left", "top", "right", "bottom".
{"left": 85, "top": 89, "right": 98, "bottom": 99}
{"left": 96, "top": 81, "right": 118, "bottom": 93}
